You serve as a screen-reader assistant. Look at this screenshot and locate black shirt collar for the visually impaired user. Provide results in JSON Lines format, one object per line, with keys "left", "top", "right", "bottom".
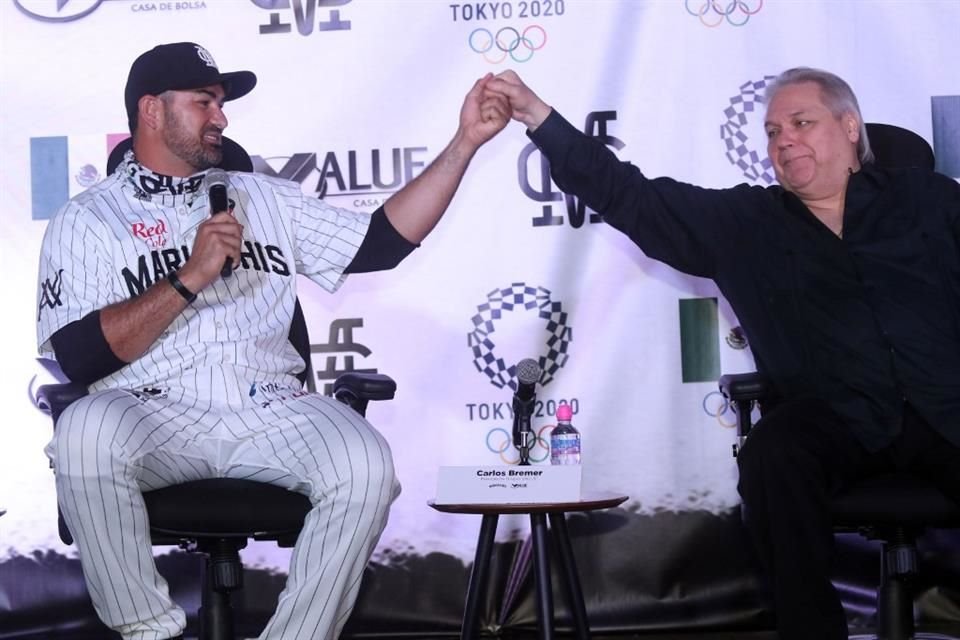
{"left": 776, "top": 162, "right": 888, "bottom": 231}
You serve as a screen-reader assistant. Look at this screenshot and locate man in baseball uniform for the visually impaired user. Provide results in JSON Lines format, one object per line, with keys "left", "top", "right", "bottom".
{"left": 36, "top": 42, "right": 509, "bottom": 640}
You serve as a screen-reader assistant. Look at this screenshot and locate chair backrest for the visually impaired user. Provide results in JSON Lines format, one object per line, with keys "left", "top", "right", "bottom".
{"left": 865, "top": 122, "right": 935, "bottom": 170}
{"left": 106, "top": 136, "right": 313, "bottom": 385}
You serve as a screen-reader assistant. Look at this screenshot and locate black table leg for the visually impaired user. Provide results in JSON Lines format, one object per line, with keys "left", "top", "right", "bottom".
{"left": 498, "top": 534, "right": 533, "bottom": 626}
{"left": 548, "top": 512, "right": 589, "bottom": 640}
{"left": 462, "top": 513, "right": 499, "bottom": 640}
{"left": 530, "top": 512, "right": 554, "bottom": 640}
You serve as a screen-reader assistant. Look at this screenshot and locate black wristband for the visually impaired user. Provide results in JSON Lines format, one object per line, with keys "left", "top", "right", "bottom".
{"left": 167, "top": 271, "right": 197, "bottom": 304}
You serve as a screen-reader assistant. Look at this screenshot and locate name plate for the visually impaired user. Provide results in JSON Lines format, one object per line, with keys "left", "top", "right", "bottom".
{"left": 434, "top": 465, "right": 582, "bottom": 504}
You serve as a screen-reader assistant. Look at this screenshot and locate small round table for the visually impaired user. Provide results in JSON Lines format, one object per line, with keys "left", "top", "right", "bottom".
{"left": 429, "top": 492, "right": 628, "bottom": 640}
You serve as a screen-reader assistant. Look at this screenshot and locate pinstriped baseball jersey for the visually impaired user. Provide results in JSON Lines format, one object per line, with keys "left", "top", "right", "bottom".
{"left": 37, "top": 151, "right": 370, "bottom": 394}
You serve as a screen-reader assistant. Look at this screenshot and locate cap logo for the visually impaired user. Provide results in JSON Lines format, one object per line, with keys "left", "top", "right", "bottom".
{"left": 194, "top": 45, "right": 218, "bottom": 70}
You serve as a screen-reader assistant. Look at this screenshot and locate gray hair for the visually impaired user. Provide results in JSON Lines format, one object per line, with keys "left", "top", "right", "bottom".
{"left": 765, "top": 67, "right": 874, "bottom": 164}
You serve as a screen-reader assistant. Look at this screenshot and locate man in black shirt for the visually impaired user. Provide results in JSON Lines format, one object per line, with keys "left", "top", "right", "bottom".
{"left": 486, "top": 68, "right": 960, "bottom": 639}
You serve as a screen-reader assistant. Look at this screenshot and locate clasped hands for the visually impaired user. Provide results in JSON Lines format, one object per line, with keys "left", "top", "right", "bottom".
{"left": 482, "top": 70, "right": 553, "bottom": 132}
{"left": 465, "top": 70, "right": 552, "bottom": 148}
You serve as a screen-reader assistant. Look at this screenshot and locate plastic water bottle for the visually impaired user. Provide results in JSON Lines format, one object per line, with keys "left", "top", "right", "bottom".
{"left": 550, "top": 402, "right": 581, "bottom": 465}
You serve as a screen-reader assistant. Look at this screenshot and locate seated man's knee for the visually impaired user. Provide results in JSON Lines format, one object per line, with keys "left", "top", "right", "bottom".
{"left": 349, "top": 437, "right": 398, "bottom": 498}
{"left": 46, "top": 390, "right": 134, "bottom": 471}
{"left": 737, "top": 414, "right": 787, "bottom": 469}
{"left": 736, "top": 399, "right": 814, "bottom": 485}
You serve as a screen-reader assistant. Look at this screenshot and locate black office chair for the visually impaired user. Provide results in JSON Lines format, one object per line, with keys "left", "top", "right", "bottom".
{"left": 720, "top": 123, "right": 960, "bottom": 640}
{"left": 36, "top": 137, "right": 397, "bottom": 640}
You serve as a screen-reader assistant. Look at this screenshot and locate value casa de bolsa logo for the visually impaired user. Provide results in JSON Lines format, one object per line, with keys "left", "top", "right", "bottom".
{"left": 14, "top": 0, "right": 104, "bottom": 21}
{"left": 15, "top": 0, "right": 208, "bottom": 20}
{"left": 251, "top": 145, "right": 429, "bottom": 210}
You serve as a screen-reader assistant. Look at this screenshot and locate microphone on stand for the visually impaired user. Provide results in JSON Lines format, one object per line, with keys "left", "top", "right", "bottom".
{"left": 205, "top": 169, "right": 233, "bottom": 278}
{"left": 512, "top": 358, "right": 542, "bottom": 466}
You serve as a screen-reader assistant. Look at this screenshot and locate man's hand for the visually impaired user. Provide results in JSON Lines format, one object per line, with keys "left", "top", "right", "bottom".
{"left": 178, "top": 212, "right": 243, "bottom": 292}
{"left": 99, "top": 207, "right": 242, "bottom": 363}
{"left": 485, "top": 70, "right": 552, "bottom": 131}
{"left": 459, "top": 73, "right": 511, "bottom": 149}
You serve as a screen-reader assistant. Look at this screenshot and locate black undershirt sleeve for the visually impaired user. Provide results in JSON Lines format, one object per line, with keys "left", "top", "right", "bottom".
{"left": 49, "top": 310, "right": 126, "bottom": 385}
{"left": 344, "top": 206, "right": 418, "bottom": 273}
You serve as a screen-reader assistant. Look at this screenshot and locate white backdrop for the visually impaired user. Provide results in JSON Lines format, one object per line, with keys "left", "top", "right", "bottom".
{"left": 1, "top": 0, "right": 959, "bottom": 572}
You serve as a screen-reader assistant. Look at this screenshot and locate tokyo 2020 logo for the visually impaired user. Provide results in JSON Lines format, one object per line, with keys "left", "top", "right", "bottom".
{"left": 720, "top": 75, "right": 778, "bottom": 184}
{"left": 467, "top": 283, "right": 572, "bottom": 392}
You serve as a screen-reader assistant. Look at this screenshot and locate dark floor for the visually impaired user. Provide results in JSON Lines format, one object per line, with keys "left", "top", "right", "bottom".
{"left": 214, "top": 629, "right": 960, "bottom": 640}
{"left": 336, "top": 632, "right": 957, "bottom": 640}
{"left": 17, "top": 627, "right": 960, "bottom": 639}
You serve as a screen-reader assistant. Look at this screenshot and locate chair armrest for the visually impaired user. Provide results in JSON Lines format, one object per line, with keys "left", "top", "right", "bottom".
{"left": 36, "top": 382, "right": 89, "bottom": 425}
{"left": 718, "top": 372, "right": 772, "bottom": 457}
{"left": 333, "top": 373, "right": 396, "bottom": 401}
{"left": 718, "top": 372, "right": 771, "bottom": 402}
{"left": 333, "top": 373, "right": 396, "bottom": 417}
{"left": 34, "top": 375, "right": 394, "bottom": 422}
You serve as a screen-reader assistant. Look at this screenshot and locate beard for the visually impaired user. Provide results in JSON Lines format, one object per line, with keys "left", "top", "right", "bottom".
{"left": 162, "top": 108, "right": 223, "bottom": 171}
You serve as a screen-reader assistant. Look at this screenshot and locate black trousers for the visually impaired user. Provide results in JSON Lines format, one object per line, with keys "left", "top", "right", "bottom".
{"left": 736, "top": 399, "right": 960, "bottom": 640}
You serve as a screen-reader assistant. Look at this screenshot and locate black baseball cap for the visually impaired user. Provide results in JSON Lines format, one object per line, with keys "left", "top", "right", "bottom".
{"left": 124, "top": 42, "right": 257, "bottom": 131}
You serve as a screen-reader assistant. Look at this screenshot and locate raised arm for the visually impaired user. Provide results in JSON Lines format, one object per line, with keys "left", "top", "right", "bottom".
{"left": 487, "top": 70, "right": 757, "bottom": 279}
{"left": 382, "top": 74, "right": 510, "bottom": 244}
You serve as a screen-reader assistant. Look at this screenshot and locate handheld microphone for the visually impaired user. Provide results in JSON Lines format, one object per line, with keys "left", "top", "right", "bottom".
{"left": 206, "top": 169, "right": 233, "bottom": 278}
{"left": 512, "top": 358, "right": 542, "bottom": 466}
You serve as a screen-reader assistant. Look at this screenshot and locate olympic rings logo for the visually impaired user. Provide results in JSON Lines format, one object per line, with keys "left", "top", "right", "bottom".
{"left": 468, "top": 25, "right": 547, "bottom": 64}
{"left": 685, "top": 0, "right": 763, "bottom": 27}
{"left": 486, "top": 425, "right": 553, "bottom": 464}
{"left": 703, "top": 391, "right": 737, "bottom": 429}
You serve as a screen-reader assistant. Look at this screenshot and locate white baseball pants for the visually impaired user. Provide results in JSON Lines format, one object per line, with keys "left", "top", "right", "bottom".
{"left": 46, "top": 374, "right": 399, "bottom": 640}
